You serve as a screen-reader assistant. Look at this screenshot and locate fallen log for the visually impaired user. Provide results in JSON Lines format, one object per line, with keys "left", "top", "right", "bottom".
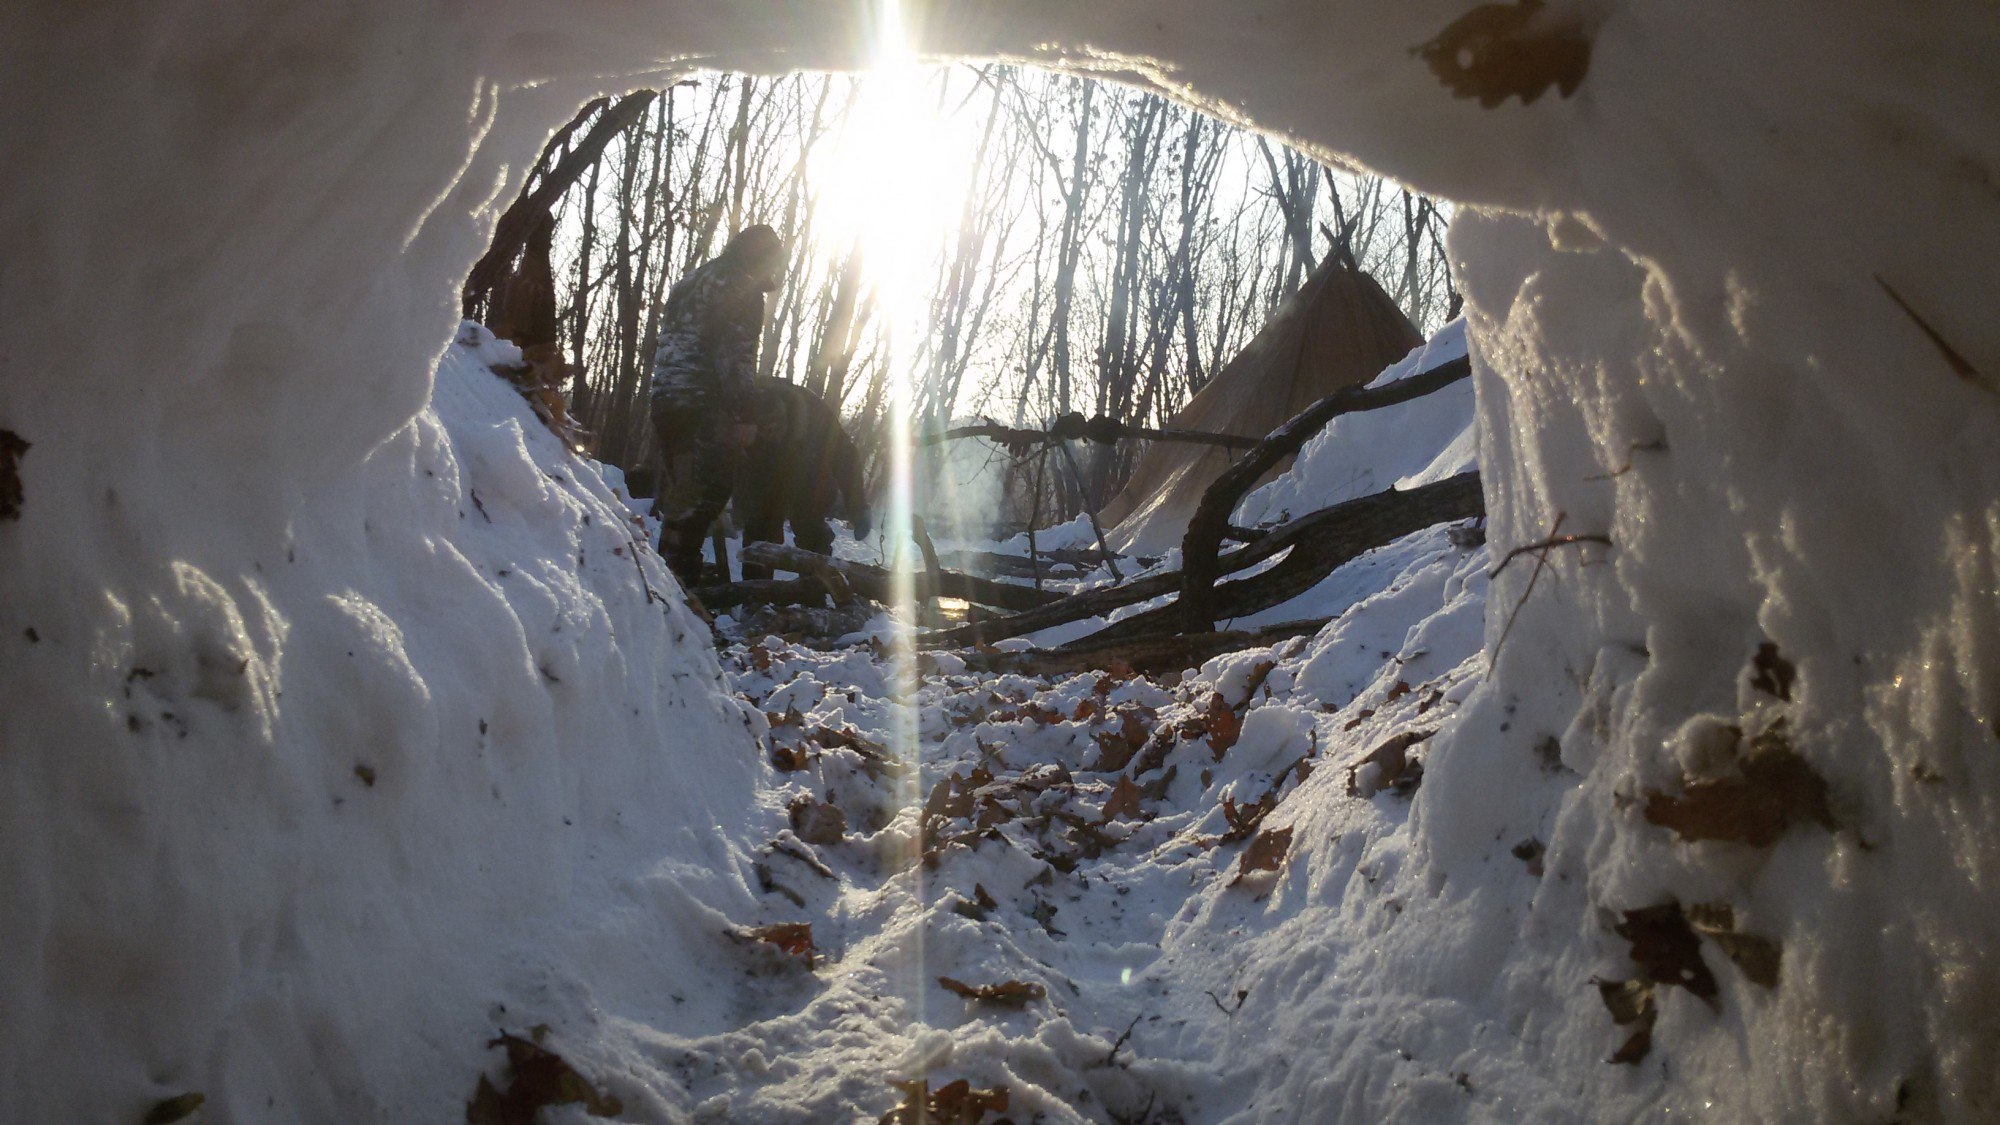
{"left": 922, "top": 418, "right": 1260, "bottom": 451}
{"left": 936, "top": 551, "right": 1078, "bottom": 580}
{"left": 1087, "top": 473, "right": 1484, "bottom": 644}
{"left": 919, "top": 567, "right": 1181, "bottom": 650}
{"left": 691, "top": 573, "right": 852, "bottom": 613}
{"left": 919, "top": 471, "right": 1482, "bottom": 650}
{"left": 933, "top": 546, "right": 1129, "bottom": 580}
{"left": 956, "top": 619, "right": 1330, "bottom": 677}
{"left": 737, "top": 542, "right": 1061, "bottom": 612}
{"left": 1180, "top": 354, "right": 1473, "bottom": 630}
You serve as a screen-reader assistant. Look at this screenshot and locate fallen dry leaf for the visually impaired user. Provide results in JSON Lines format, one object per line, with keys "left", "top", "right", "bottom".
{"left": 1615, "top": 902, "right": 1717, "bottom": 1002}
{"left": 1415, "top": 0, "right": 1592, "bottom": 109}
{"left": 1511, "top": 836, "right": 1545, "bottom": 877}
{"left": 1015, "top": 762, "right": 1073, "bottom": 792}
{"left": 1594, "top": 977, "right": 1657, "bottom": 1065}
{"left": 880, "top": 1077, "right": 1010, "bottom": 1125}
{"left": 1090, "top": 708, "right": 1152, "bottom": 772}
{"left": 924, "top": 775, "right": 977, "bottom": 821}
{"left": 467, "top": 1030, "right": 623, "bottom": 1125}
{"left": 728, "top": 922, "right": 816, "bottom": 969}
{"left": 1217, "top": 793, "right": 1273, "bottom": 845}
{"left": 789, "top": 798, "right": 847, "bottom": 845}
{"left": 1230, "top": 825, "right": 1293, "bottom": 885}
{"left": 1203, "top": 692, "right": 1242, "bottom": 759}
{"left": 1347, "top": 730, "right": 1433, "bottom": 798}
{"left": 143, "top": 1093, "right": 206, "bottom": 1125}
{"left": 1097, "top": 775, "right": 1144, "bottom": 824}
{"left": 769, "top": 741, "right": 814, "bottom": 772}
{"left": 952, "top": 883, "right": 1001, "bottom": 922}
{"left": 812, "top": 724, "right": 902, "bottom": 780}
{"left": 1238, "top": 660, "right": 1278, "bottom": 709}
{"left": 938, "top": 976, "right": 1046, "bottom": 1007}
{"left": 1686, "top": 903, "right": 1782, "bottom": 988}
{"left": 1020, "top": 701, "right": 1064, "bottom": 725}
{"left": 1643, "top": 721, "right": 1833, "bottom": 846}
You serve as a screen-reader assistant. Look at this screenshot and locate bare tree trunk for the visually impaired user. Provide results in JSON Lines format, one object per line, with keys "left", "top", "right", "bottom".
{"left": 597, "top": 124, "right": 648, "bottom": 466}
{"left": 463, "top": 92, "right": 656, "bottom": 320}
{"left": 1047, "top": 78, "right": 1094, "bottom": 423}
{"left": 566, "top": 156, "right": 601, "bottom": 425}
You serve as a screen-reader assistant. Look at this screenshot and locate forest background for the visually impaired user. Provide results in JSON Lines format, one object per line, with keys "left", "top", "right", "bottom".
{"left": 480, "top": 66, "right": 1458, "bottom": 527}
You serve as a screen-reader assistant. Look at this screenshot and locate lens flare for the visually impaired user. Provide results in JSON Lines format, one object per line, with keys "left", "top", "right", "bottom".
{"left": 822, "top": 0, "right": 943, "bottom": 1041}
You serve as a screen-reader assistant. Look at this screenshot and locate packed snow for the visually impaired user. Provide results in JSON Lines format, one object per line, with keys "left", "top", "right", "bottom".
{"left": 5, "top": 0, "right": 1998, "bottom": 1121}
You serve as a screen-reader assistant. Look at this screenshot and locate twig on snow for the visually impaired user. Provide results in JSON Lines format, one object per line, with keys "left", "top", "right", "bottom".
{"left": 1204, "top": 988, "right": 1249, "bottom": 1018}
{"left": 1101, "top": 1013, "right": 1144, "bottom": 1067}
{"left": 1487, "top": 530, "right": 1613, "bottom": 578}
{"left": 1876, "top": 274, "right": 1989, "bottom": 392}
{"left": 1489, "top": 513, "right": 1613, "bottom": 667}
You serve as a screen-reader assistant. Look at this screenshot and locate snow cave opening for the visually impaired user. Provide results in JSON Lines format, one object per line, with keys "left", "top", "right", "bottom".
{"left": 5, "top": 3, "right": 1997, "bottom": 1121}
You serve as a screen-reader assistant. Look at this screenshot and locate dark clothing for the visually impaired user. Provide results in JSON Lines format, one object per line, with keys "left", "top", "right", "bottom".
{"left": 652, "top": 396, "right": 741, "bottom": 584}
{"left": 736, "top": 379, "right": 870, "bottom": 579}
{"left": 649, "top": 228, "right": 782, "bottom": 585}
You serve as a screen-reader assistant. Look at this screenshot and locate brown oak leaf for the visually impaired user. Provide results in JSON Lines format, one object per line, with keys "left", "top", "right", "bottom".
{"left": 1594, "top": 978, "right": 1657, "bottom": 1065}
{"left": 1203, "top": 692, "right": 1242, "bottom": 759}
{"left": 729, "top": 922, "right": 816, "bottom": 969}
{"left": 937, "top": 976, "right": 1046, "bottom": 1007}
{"left": 1686, "top": 903, "right": 1782, "bottom": 988}
{"left": 1346, "top": 730, "right": 1433, "bottom": 798}
{"left": 1643, "top": 722, "right": 1833, "bottom": 846}
{"left": 1098, "top": 775, "right": 1145, "bottom": 824}
{"left": 1749, "top": 642, "right": 1797, "bottom": 701}
{"left": 1615, "top": 902, "right": 1717, "bottom": 1002}
{"left": 880, "top": 1078, "right": 1010, "bottom": 1125}
{"left": 1416, "top": 0, "right": 1593, "bottom": 109}
{"left": 789, "top": 798, "right": 848, "bottom": 845}
{"left": 467, "top": 1030, "right": 623, "bottom": 1124}
{"left": 1230, "top": 825, "right": 1293, "bottom": 885}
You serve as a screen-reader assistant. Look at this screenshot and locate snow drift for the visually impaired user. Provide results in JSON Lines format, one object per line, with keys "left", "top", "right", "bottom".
{"left": 0, "top": 327, "right": 785, "bottom": 1118}
{"left": 4, "top": 0, "right": 1998, "bottom": 1120}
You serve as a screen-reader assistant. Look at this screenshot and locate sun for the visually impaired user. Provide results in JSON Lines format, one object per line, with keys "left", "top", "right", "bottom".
{"left": 808, "top": 29, "right": 971, "bottom": 337}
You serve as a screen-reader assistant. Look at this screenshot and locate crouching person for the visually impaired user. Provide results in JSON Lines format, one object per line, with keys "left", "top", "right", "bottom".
{"left": 649, "top": 225, "right": 786, "bottom": 584}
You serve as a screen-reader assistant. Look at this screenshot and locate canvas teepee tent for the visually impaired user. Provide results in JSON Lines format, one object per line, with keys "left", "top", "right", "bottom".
{"left": 1100, "top": 255, "right": 1424, "bottom": 553}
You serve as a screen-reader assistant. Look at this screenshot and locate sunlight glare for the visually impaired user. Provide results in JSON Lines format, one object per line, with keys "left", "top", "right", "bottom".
{"left": 833, "top": 0, "right": 938, "bottom": 1036}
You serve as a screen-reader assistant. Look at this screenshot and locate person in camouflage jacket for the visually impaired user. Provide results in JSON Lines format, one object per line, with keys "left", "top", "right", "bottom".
{"left": 649, "top": 224, "right": 785, "bottom": 583}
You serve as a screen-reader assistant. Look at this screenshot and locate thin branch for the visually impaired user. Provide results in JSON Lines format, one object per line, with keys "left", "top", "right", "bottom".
{"left": 1488, "top": 532, "right": 1613, "bottom": 578}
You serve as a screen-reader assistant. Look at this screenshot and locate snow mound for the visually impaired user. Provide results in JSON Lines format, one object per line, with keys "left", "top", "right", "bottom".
{"left": 0, "top": 327, "right": 775, "bottom": 1120}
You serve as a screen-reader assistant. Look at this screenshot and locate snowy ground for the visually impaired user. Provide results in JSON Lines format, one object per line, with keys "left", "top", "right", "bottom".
{"left": 413, "top": 330, "right": 1631, "bottom": 1124}
{"left": 378, "top": 332, "right": 1574, "bottom": 1124}
{"left": 605, "top": 503, "right": 1509, "bottom": 1122}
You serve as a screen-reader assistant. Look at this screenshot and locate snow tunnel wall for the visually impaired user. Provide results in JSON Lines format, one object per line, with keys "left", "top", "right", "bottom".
{"left": 3, "top": 0, "right": 1998, "bottom": 1119}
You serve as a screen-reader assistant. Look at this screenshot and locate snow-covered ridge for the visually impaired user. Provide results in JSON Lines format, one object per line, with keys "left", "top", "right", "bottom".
{"left": 0, "top": 328, "right": 777, "bottom": 1118}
